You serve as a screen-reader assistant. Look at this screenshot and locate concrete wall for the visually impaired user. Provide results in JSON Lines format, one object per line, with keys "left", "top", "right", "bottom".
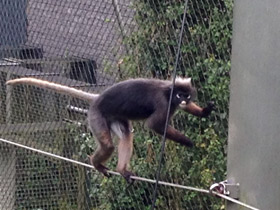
{"left": 0, "top": 0, "right": 27, "bottom": 47}
{"left": 227, "top": 1, "right": 280, "bottom": 209}
{"left": 0, "top": 146, "right": 16, "bottom": 210}
{"left": 25, "top": 0, "right": 134, "bottom": 74}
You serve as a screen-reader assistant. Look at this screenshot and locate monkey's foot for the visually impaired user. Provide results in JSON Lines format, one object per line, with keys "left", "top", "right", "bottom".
{"left": 119, "top": 170, "right": 136, "bottom": 183}
{"left": 96, "top": 164, "right": 111, "bottom": 178}
{"left": 180, "top": 140, "right": 194, "bottom": 148}
{"left": 88, "top": 156, "right": 111, "bottom": 178}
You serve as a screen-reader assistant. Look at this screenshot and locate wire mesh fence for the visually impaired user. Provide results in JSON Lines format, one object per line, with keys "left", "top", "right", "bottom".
{"left": 0, "top": 0, "right": 232, "bottom": 209}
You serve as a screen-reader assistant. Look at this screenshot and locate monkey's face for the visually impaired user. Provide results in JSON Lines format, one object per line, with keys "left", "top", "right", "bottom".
{"left": 172, "top": 77, "right": 195, "bottom": 106}
{"left": 175, "top": 91, "right": 192, "bottom": 106}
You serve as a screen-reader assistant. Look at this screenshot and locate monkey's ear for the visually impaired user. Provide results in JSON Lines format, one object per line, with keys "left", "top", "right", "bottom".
{"left": 185, "top": 77, "right": 192, "bottom": 84}
{"left": 174, "top": 77, "right": 192, "bottom": 85}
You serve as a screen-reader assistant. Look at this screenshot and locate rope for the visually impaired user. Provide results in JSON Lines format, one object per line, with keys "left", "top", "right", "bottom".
{"left": 0, "top": 137, "right": 259, "bottom": 210}
{"left": 151, "top": 0, "right": 189, "bottom": 209}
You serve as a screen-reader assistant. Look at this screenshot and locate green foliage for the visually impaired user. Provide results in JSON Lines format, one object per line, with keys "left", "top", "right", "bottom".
{"left": 75, "top": 0, "right": 233, "bottom": 209}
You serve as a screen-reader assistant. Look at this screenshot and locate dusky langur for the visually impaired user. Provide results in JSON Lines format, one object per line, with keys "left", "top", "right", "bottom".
{"left": 6, "top": 77, "right": 214, "bottom": 181}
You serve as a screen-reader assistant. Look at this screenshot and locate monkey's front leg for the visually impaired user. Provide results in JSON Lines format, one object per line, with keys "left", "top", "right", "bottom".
{"left": 180, "top": 101, "right": 214, "bottom": 117}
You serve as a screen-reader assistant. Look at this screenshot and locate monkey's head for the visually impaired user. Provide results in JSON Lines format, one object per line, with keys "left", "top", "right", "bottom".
{"left": 172, "top": 77, "right": 196, "bottom": 106}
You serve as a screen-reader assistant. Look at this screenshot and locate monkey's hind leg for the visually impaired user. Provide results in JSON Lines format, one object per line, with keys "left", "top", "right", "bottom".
{"left": 89, "top": 134, "right": 114, "bottom": 177}
{"left": 111, "top": 121, "right": 135, "bottom": 182}
{"left": 88, "top": 115, "right": 114, "bottom": 177}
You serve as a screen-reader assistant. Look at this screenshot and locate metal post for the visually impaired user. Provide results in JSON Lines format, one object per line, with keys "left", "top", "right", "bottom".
{"left": 227, "top": 0, "right": 280, "bottom": 209}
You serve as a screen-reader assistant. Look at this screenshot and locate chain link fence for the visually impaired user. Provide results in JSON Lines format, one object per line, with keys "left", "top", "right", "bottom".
{"left": 0, "top": 0, "right": 232, "bottom": 209}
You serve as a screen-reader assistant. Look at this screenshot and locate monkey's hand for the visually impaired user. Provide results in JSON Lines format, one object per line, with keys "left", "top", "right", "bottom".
{"left": 180, "top": 101, "right": 215, "bottom": 118}
{"left": 201, "top": 101, "right": 215, "bottom": 117}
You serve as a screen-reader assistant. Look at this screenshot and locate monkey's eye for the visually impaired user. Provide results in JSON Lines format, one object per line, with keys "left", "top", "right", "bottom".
{"left": 176, "top": 93, "right": 191, "bottom": 100}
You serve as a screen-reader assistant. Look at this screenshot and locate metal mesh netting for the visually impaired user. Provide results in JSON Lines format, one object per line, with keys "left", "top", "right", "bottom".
{"left": 0, "top": 0, "right": 232, "bottom": 209}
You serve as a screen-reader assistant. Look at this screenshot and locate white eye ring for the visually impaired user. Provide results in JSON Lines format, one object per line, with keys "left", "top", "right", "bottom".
{"left": 187, "top": 95, "right": 191, "bottom": 99}
{"left": 176, "top": 94, "right": 181, "bottom": 99}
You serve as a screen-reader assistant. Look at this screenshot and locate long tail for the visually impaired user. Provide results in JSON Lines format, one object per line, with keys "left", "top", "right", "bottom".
{"left": 6, "top": 78, "right": 98, "bottom": 102}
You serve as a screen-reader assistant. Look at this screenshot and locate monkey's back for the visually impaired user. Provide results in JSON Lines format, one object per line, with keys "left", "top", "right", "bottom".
{"left": 93, "top": 79, "right": 170, "bottom": 120}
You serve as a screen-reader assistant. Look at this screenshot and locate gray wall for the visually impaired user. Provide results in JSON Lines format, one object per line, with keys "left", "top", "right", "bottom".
{"left": 25, "top": 0, "right": 134, "bottom": 76}
{"left": 0, "top": 0, "right": 27, "bottom": 47}
{"left": 227, "top": 0, "right": 280, "bottom": 209}
{"left": 0, "top": 147, "right": 16, "bottom": 210}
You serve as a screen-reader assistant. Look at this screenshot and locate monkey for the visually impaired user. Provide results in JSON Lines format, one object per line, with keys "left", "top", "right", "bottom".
{"left": 6, "top": 77, "right": 214, "bottom": 182}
